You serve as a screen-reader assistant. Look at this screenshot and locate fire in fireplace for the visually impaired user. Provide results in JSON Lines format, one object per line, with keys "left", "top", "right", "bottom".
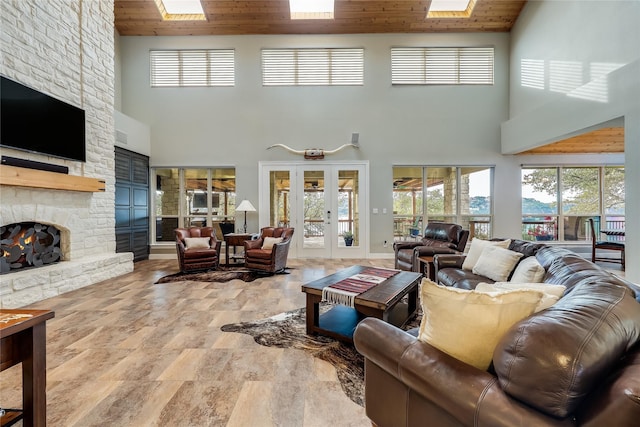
{"left": 0, "top": 222, "right": 62, "bottom": 274}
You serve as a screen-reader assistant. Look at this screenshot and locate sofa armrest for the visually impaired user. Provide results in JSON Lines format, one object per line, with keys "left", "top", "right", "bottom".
{"left": 414, "top": 245, "right": 458, "bottom": 257}
{"left": 433, "top": 253, "right": 465, "bottom": 269}
{"left": 393, "top": 240, "right": 424, "bottom": 252}
{"left": 354, "top": 318, "right": 568, "bottom": 427}
{"left": 354, "top": 318, "right": 492, "bottom": 424}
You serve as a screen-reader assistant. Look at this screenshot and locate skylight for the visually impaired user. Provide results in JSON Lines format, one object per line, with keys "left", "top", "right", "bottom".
{"left": 155, "top": 0, "right": 206, "bottom": 21}
{"left": 429, "top": 0, "right": 471, "bottom": 12}
{"left": 427, "top": 0, "right": 475, "bottom": 18}
{"left": 290, "top": 0, "right": 335, "bottom": 20}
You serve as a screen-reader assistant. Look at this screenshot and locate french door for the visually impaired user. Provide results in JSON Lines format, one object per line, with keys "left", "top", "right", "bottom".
{"left": 259, "top": 162, "right": 368, "bottom": 258}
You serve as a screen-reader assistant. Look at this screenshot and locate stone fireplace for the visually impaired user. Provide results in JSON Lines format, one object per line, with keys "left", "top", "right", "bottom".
{"left": 0, "top": 194, "right": 133, "bottom": 308}
{"left": 1, "top": 0, "right": 134, "bottom": 308}
{"left": 1, "top": 222, "right": 62, "bottom": 274}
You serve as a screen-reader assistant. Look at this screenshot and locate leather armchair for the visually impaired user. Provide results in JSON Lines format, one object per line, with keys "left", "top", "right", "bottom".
{"left": 394, "top": 222, "right": 469, "bottom": 274}
{"left": 175, "top": 227, "right": 222, "bottom": 272}
{"left": 244, "top": 227, "right": 294, "bottom": 274}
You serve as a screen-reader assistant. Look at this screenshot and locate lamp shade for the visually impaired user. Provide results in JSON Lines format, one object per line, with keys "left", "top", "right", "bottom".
{"left": 236, "top": 200, "right": 256, "bottom": 212}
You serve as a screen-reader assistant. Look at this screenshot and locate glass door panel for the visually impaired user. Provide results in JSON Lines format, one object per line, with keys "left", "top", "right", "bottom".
{"left": 269, "top": 170, "right": 291, "bottom": 227}
{"left": 333, "top": 165, "right": 366, "bottom": 258}
{"left": 337, "top": 169, "right": 359, "bottom": 247}
{"left": 303, "top": 170, "right": 327, "bottom": 250}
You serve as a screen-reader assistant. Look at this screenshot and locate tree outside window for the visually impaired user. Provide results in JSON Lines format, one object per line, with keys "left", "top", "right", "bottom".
{"left": 521, "top": 166, "right": 624, "bottom": 241}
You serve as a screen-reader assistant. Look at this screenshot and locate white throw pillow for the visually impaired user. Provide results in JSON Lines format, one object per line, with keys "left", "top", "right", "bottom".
{"left": 476, "top": 282, "right": 566, "bottom": 312}
{"left": 472, "top": 246, "right": 523, "bottom": 282}
{"left": 184, "top": 237, "right": 210, "bottom": 249}
{"left": 418, "top": 279, "right": 543, "bottom": 370}
{"left": 462, "top": 238, "right": 511, "bottom": 271}
{"left": 261, "top": 236, "right": 283, "bottom": 250}
{"left": 510, "top": 256, "right": 546, "bottom": 283}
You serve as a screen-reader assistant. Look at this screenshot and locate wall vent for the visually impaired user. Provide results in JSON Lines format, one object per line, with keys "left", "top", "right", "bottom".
{"left": 116, "top": 130, "right": 128, "bottom": 145}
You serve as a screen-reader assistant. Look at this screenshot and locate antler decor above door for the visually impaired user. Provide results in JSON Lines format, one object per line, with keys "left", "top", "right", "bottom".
{"left": 267, "top": 141, "right": 359, "bottom": 160}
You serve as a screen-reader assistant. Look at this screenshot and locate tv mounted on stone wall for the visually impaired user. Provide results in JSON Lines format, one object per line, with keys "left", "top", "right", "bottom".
{"left": 0, "top": 75, "right": 86, "bottom": 162}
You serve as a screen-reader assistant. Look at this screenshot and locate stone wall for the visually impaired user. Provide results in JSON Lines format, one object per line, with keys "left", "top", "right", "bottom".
{"left": 0, "top": 0, "right": 133, "bottom": 308}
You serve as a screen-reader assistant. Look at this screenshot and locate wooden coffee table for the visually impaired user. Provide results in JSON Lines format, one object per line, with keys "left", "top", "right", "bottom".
{"left": 301, "top": 265, "right": 422, "bottom": 343}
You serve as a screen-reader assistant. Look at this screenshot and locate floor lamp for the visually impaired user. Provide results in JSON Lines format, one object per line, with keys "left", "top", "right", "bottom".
{"left": 236, "top": 200, "right": 256, "bottom": 233}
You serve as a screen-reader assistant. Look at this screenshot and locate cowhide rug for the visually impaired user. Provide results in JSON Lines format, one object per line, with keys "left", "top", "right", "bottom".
{"left": 155, "top": 267, "right": 268, "bottom": 284}
{"left": 220, "top": 305, "right": 421, "bottom": 407}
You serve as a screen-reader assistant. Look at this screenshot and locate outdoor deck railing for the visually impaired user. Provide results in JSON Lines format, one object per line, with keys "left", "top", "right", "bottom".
{"left": 303, "top": 219, "right": 354, "bottom": 237}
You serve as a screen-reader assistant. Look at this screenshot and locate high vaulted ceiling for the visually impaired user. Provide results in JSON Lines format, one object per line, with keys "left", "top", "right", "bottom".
{"left": 114, "top": 0, "right": 528, "bottom": 36}
{"left": 113, "top": 1, "right": 625, "bottom": 155}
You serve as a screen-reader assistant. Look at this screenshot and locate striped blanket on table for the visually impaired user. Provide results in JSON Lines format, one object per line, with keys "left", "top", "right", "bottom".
{"left": 321, "top": 267, "right": 399, "bottom": 308}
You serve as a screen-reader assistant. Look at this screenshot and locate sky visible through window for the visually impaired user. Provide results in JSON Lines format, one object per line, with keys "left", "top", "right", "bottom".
{"left": 429, "top": 0, "right": 471, "bottom": 12}
{"left": 162, "top": 0, "right": 204, "bottom": 15}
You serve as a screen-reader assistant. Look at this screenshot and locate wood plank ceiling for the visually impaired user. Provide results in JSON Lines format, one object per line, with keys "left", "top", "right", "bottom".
{"left": 113, "top": 0, "right": 623, "bottom": 154}
{"left": 520, "top": 127, "right": 624, "bottom": 155}
{"left": 114, "top": 0, "right": 527, "bottom": 36}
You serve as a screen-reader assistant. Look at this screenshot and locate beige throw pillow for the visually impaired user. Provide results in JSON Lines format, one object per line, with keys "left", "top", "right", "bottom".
{"left": 261, "top": 236, "right": 283, "bottom": 250}
{"left": 510, "top": 256, "right": 546, "bottom": 283}
{"left": 472, "top": 246, "right": 523, "bottom": 282}
{"left": 476, "top": 282, "right": 566, "bottom": 312}
{"left": 418, "top": 279, "right": 543, "bottom": 370}
{"left": 462, "top": 238, "right": 511, "bottom": 271}
{"left": 184, "top": 237, "right": 210, "bottom": 249}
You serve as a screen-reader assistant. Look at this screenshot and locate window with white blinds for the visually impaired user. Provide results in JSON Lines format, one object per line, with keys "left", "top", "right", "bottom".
{"left": 262, "top": 48, "right": 364, "bottom": 86}
{"left": 391, "top": 47, "right": 494, "bottom": 85}
{"left": 150, "top": 49, "right": 235, "bottom": 87}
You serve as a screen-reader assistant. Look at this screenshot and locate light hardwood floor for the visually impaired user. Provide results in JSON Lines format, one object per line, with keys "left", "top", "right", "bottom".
{"left": 1, "top": 258, "right": 394, "bottom": 427}
{"left": 1, "top": 255, "right": 624, "bottom": 426}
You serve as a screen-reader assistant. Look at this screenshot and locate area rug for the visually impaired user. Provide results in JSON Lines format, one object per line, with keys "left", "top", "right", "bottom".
{"left": 220, "top": 305, "right": 421, "bottom": 407}
{"left": 155, "top": 267, "right": 264, "bottom": 284}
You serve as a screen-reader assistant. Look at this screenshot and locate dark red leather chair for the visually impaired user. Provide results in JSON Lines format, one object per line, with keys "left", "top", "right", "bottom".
{"left": 244, "top": 227, "right": 294, "bottom": 274}
{"left": 175, "top": 227, "right": 222, "bottom": 272}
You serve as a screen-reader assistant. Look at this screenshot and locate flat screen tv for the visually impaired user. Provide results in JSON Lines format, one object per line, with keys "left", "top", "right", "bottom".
{"left": 1, "top": 75, "right": 86, "bottom": 162}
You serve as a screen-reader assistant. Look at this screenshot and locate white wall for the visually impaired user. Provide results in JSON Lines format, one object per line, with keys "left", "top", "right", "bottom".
{"left": 114, "top": 111, "right": 151, "bottom": 156}
{"left": 120, "top": 32, "right": 522, "bottom": 252}
{"left": 503, "top": 0, "right": 640, "bottom": 281}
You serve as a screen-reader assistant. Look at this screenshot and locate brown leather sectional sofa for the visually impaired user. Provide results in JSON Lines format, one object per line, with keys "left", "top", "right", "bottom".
{"left": 354, "top": 240, "right": 640, "bottom": 426}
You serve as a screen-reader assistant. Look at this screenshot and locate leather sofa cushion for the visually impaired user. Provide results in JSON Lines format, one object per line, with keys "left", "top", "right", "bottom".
{"left": 508, "top": 239, "right": 546, "bottom": 257}
{"left": 183, "top": 248, "right": 217, "bottom": 258}
{"left": 424, "top": 222, "right": 461, "bottom": 244}
{"left": 438, "top": 268, "right": 490, "bottom": 290}
{"left": 245, "top": 249, "right": 272, "bottom": 259}
{"left": 493, "top": 281, "right": 640, "bottom": 419}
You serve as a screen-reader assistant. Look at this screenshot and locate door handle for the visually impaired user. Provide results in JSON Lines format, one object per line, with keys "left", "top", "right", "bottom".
{"left": 326, "top": 210, "right": 331, "bottom": 224}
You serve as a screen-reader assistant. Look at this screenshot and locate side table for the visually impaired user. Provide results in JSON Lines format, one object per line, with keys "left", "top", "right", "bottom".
{"left": 417, "top": 255, "right": 435, "bottom": 281}
{"left": 1, "top": 308, "right": 55, "bottom": 427}
{"left": 223, "top": 233, "right": 252, "bottom": 266}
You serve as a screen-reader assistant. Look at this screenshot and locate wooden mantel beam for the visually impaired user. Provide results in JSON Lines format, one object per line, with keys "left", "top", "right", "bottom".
{"left": 0, "top": 165, "right": 105, "bottom": 192}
